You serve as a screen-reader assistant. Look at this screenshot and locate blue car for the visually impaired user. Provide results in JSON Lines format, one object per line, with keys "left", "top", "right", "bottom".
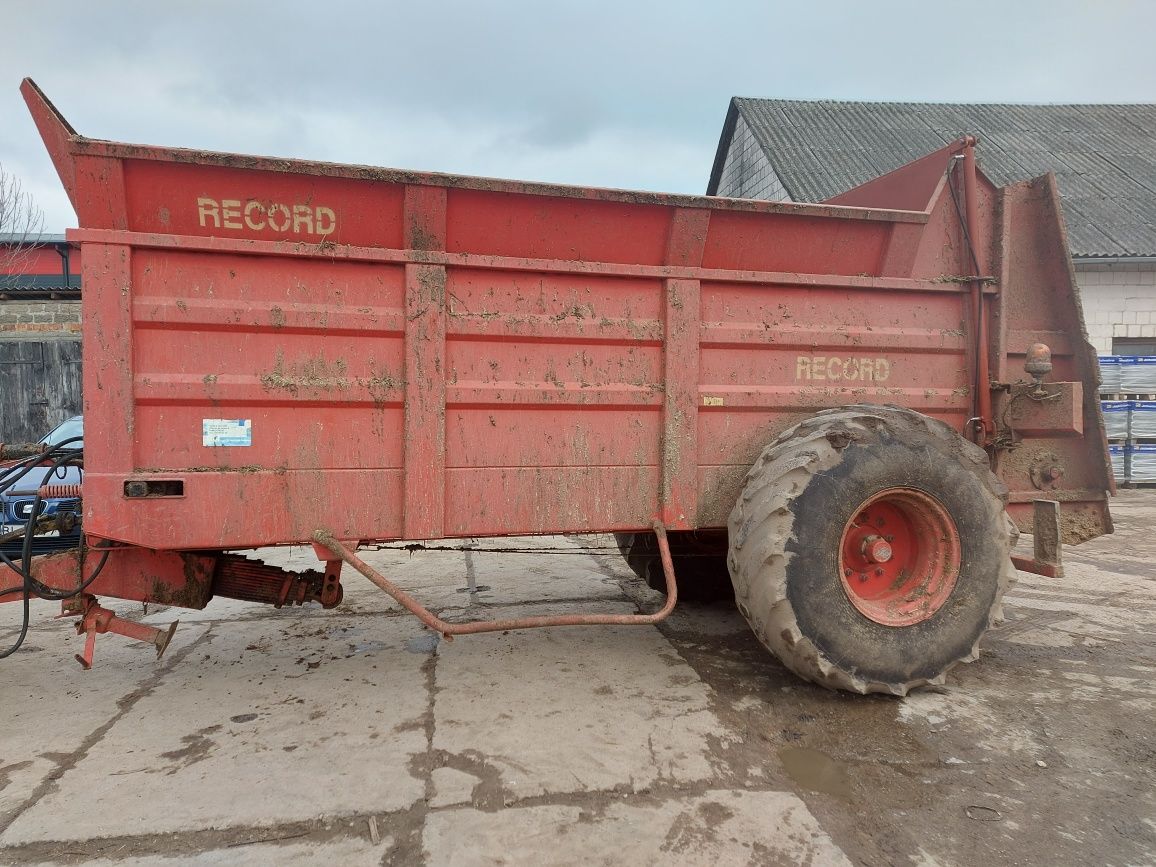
{"left": 1, "top": 416, "right": 83, "bottom": 561}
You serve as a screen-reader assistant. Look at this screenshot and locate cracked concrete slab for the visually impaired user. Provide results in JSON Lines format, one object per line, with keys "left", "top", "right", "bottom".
{"left": 430, "top": 766, "right": 481, "bottom": 809}
{"left": 22, "top": 835, "right": 392, "bottom": 866}
{"left": 459, "top": 536, "right": 624, "bottom": 608}
{"left": 1, "top": 493, "right": 1153, "bottom": 865}
{"left": 423, "top": 788, "right": 850, "bottom": 866}
{"left": 0, "top": 596, "right": 59, "bottom": 638}
{"left": 431, "top": 623, "right": 723, "bottom": 802}
{"left": 1, "top": 615, "right": 428, "bottom": 845}
{"left": 0, "top": 614, "right": 209, "bottom": 831}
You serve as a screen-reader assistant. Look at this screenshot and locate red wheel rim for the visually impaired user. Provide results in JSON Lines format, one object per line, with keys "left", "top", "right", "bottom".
{"left": 838, "top": 487, "right": 961, "bottom": 627}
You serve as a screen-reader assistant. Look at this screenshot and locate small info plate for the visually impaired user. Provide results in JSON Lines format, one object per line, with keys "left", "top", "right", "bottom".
{"left": 203, "top": 419, "right": 252, "bottom": 447}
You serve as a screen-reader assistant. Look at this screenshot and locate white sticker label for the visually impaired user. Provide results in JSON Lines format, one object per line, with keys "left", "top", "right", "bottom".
{"left": 203, "top": 419, "right": 252, "bottom": 447}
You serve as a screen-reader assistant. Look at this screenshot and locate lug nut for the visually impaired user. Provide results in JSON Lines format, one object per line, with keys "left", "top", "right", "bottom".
{"left": 875, "top": 568, "right": 884, "bottom": 577}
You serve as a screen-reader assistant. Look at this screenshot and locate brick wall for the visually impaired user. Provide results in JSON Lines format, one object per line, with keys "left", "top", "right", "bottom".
{"left": 1075, "top": 263, "right": 1156, "bottom": 353}
{"left": 0, "top": 300, "right": 82, "bottom": 334}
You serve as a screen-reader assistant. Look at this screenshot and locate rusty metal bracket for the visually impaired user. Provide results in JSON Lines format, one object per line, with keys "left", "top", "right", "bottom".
{"left": 0, "top": 516, "right": 57, "bottom": 546}
{"left": 993, "top": 381, "right": 1084, "bottom": 441}
{"left": 0, "top": 442, "right": 47, "bottom": 461}
{"left": 1010, "top": 499, "right": 1064, "bottom": 579}
{"left": 312, "top": 522, "right": 678, "bottom": 639}
{"left": 62, "top": 594, "right": 179, "bottom": 670}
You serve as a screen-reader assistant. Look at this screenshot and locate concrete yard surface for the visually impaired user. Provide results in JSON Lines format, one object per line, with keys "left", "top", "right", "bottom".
{"left": 0, "top": 493, "right": 1153, "bottom": 865}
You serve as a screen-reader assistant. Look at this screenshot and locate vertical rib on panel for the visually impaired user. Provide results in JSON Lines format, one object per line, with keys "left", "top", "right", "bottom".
{"left": 661, "top": 208, "right": 710, "bottom": 528}
{"left": 403, "top": 186, "right": 447, "bottom": 539}
{"left": 877, "top": 221, "right": 923, "bottom": 277}
{"left": 85, "top": 243, "right": 134, "bottom": 474}
{"left": 74, "top": 155, "right": 128, "bottom": 230}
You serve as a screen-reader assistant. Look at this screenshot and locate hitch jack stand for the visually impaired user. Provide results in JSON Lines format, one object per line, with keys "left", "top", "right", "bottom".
{"left": 1010, "top": 499, "right": 1064, "bottom": 579}
{"left": 62, "top": 594, "right": 179, "bottom": 669}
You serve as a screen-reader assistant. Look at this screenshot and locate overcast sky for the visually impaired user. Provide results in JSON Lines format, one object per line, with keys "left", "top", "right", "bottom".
{"left": 2, "top": 0, "right": 1154, "bottom": 231}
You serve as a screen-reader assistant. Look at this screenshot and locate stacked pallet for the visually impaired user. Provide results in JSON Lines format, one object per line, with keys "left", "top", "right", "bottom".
{"left": 1100, "top": 356, "right": 1156, "bottom": 485}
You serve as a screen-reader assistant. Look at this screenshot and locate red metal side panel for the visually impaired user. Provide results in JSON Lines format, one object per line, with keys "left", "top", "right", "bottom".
{"left": 21, "top": 78, "right": 1109, "bottom": 554}
{"left": 446, "top": 189, "right": 671, "bottom": 265}
{"left": 121, "top": 160, "right": 404, "bottom": 249}
{"left": 439, "top": 254, "right": 668, "bottom": 536}
{"left": 83, "top": 241, "right": 410, "bottom": 547}
{"left": 68, "top": 195, "right": 973, "bottom": 547}
{"left": 694, "top": 278, "right": 971, "bottom": 525}
{"left": 701, "top": 211, "right": 890, "bottom": 275}
{"left": 441, "top": 267, "right": 665, "bottom": 534}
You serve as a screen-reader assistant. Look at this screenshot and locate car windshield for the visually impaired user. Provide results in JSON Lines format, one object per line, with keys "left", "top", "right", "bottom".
{"left": 41, "top": 416, "right": 83, "bottom": 449}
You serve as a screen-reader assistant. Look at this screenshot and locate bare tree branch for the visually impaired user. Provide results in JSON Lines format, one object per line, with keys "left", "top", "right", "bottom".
{"left": 0, "top": 163, "right": 47, "bottom": 281}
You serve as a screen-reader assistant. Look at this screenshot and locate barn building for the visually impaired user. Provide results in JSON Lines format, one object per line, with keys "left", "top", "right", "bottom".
{"left": 0, "top": 234, "right": 82, "bottom": 442}
{"left": 707, "top": 99, "right": 1156, "bottom": 482}
{"left": 707, "top": 99, "right": 1156, "bottom": 357}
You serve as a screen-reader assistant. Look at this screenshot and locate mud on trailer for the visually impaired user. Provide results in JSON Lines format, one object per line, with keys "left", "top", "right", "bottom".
{"left": 1, "top": 79, "right": 1113, "bottom": 694}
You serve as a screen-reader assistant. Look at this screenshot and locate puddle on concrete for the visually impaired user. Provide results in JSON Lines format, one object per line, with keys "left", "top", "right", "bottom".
{"left": 777, "top": 746, "right": 852, "bottom": 799}
{"left": 965, "top": 805, "right": 1002, "bottom": 822}
{"left": 351, "top": 640, "right": 389, "bottom": 656}
{"left": 405, "top": 633, "right": 440, "bottom": 654}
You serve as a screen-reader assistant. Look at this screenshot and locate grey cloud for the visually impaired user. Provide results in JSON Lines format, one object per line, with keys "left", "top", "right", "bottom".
{"left": 2, "top": 0, "right": 1154, "bottom": 230}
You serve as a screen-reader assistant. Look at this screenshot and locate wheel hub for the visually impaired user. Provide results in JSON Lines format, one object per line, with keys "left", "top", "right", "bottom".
{"left": 839, "top": 488, "right": 961, "bottom": 627}
{"left": 861, "top": 535, "right": 893, "bottom": 563}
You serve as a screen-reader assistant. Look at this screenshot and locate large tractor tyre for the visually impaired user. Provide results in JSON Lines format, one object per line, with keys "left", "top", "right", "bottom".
{"left": 614, "top": 530, "right": 732, "bottom": 602}
{"left": 727, "top": 405, "right": 1015, "bottom": 696}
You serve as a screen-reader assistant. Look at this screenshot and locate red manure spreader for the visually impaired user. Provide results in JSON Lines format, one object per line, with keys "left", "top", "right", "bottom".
{"left": 1, "top": 80, "right": 1112, "bottom": 694}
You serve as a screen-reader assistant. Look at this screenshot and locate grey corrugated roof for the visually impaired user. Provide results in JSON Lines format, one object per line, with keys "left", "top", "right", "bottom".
{"left": 0, "top": 274, "right": 80, "bottom": 288}
{"left": 0, "top": 233, "right": 68, "bottom": 245}
{"left": 708, "top": 99, "right": 1156, "bottom": 258}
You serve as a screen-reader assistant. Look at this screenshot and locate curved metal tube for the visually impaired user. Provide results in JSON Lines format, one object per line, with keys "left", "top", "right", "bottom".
{"left": 312, "top": 523, "right": 679, "bottom": 639}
